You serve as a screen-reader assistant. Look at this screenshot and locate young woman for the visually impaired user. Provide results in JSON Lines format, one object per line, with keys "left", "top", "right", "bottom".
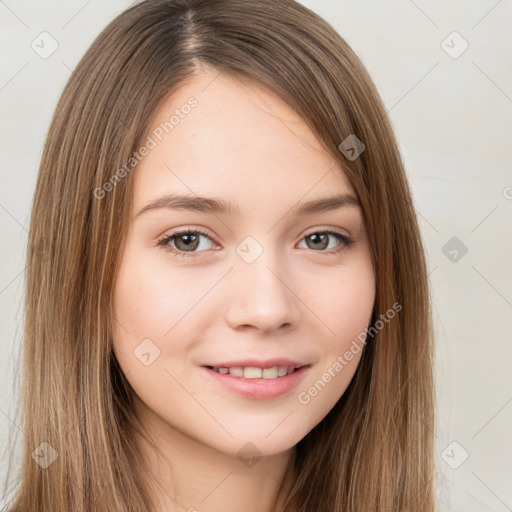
{"left": 3, "top": 0, "right": 436, "bottom": 510}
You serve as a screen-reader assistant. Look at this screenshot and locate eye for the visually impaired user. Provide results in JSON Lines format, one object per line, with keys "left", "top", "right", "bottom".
{"left": 157, "top": 228, "right": 216, "bottom": 258}
{"left": 297, "top": 230, "right": 354, "bottom": 254}
{"left": 157, "top": 228, "right": 354, "bottom": 259}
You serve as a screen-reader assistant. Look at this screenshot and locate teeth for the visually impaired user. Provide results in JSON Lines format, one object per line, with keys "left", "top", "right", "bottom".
{"left": 262, "top": 367, "right": 278, "bottom": 379}
{"left": 244, "top": 367, "right": 262, "bottom": 378}
{"left": 278, "top": 366, "right": 288, "bottom": 377}
{"left": 230, "top": 367, "right": 244, "bottom": 377}
{"left": 212, "top": 365, "right": 296, "bottom": 379}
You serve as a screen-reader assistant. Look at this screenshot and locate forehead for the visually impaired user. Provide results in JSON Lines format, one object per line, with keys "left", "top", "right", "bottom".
{"left": 132, "top": 69, "right": 355, "bottom": 216}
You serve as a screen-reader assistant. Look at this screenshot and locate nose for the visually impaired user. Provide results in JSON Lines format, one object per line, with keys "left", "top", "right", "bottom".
{"left": 224, "top": 251, "right": 301, "bottom": 333}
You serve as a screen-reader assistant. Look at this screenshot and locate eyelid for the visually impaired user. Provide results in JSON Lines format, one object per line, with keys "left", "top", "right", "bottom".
{"left": 301, "top": 225, "right": 350, "bottom": 239}
{"left": 157, "top": 226, "right": 215, "bottom": 243}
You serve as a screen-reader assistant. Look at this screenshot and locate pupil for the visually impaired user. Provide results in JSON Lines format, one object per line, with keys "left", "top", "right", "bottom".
{"left": 309, "top": 233, "right": 327, "bottom": 250}
{"left": 177, "top": 234, "right": 198, "bottom": 250}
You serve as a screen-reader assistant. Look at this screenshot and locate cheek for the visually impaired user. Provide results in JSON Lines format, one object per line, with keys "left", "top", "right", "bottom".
{"left": 301, "top": 253, "right": 375, "bottom": 402}
{"left": 308, "top": 254, "right": 375, "bottom": 345}
{"left": 333, "top": 275, "right": 375, "bottom": 342}
{"left": 111, "top": 254, "right": 207, "bottom": 422}
{"left": 113, "top": 249, "right": 208, "bottom": 340}
{"left": 111, "top": 252, "right": 195, "bottom": 372}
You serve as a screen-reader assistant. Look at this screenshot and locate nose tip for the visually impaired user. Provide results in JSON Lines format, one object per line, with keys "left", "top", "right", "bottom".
{"left": 225, "top": 260, "right": 300, "bottom": 333}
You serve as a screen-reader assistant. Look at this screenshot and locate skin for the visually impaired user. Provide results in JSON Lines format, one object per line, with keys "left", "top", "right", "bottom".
{"left": 112, "top": 66, "right": 376, "bottom": 512}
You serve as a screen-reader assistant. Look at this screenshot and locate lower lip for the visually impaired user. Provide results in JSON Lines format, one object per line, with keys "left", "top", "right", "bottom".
{"left": 201, "top": 365, "right": 310, "bottom": 400}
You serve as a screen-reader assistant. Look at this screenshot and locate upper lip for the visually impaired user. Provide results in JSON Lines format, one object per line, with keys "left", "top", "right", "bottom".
{"left": 202, "top": 358, "right": 310, "bottom": 369}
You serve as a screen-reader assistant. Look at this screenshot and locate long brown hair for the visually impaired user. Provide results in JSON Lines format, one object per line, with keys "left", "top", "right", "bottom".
{"left": 3, "top": 0, "right": 436, "bottom": 510}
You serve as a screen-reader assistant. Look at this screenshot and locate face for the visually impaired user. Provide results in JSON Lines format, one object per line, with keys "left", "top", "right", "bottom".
{"left": 112, "top": 69, "right": 376, "bottom": 460}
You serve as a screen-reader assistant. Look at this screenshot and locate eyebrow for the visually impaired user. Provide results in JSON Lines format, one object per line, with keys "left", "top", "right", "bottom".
{"left": 135, "top": 192, "right": 360, "bottom": 218}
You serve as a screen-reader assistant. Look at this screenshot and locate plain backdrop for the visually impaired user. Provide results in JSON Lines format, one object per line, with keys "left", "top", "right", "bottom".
{"left": 1, "top": 1, "right": 511, "bottom": 510}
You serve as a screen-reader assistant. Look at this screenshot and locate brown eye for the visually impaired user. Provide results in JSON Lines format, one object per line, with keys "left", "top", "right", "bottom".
{"left": 299, "top": 231, "right": 353, "bottom": 254}
{"left": 305, "top": 233, "right": 329, "bottom": 250}
{"left": 173, "top": 233, "right": 201, "bottom": 251}
{"left": 158, "top": 228, "right": 215, "bottom": 258}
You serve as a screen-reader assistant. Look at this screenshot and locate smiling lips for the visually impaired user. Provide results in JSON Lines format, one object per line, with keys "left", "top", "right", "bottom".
{"left": 208, "top": 365, "right": 296, "bottom": 379}
{"left": 201, "top": 358, "right": 311, "bottom": 399}
{"left": 203, "top": 358, "right": 308, "bottom": 380}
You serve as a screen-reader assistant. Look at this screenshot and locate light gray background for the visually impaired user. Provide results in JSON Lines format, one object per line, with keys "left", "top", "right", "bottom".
{"left": 1, "top": 1, "right": 511, "bottom": 510}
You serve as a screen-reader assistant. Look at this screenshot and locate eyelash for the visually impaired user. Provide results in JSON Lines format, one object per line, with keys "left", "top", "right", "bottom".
{"left": 157, "top": 227, "right": 354, "bottom": 259}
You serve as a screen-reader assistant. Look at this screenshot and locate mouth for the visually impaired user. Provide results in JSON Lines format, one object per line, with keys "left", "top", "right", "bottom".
{"left": 204, "top": 364, "right": 305, "bottom": 379}
{"left": 200, "top": 363, "right": 312, "bottom": 400}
